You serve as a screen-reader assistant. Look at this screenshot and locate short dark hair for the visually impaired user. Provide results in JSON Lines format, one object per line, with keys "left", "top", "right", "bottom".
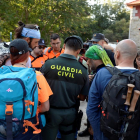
{"left": 65, "top": 38, "right": 82, "bottom": 51}
{"left": 15, "top": 21, "right": 39, "bottom": 39}
{"left": 50, "top": 33, "right": 60, "bottom": 40}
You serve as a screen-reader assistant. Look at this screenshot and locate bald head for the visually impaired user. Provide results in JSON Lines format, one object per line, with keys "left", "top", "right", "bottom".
{"left": 116, "top": 39, "right": 137, "bottom": 60}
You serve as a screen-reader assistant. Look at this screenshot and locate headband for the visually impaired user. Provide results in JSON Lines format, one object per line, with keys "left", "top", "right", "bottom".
{"left": 21, "top": 27, "right": 41, "bottom": 39}
{"left": 85, "top": 44, "right": 114, "bottom": 67}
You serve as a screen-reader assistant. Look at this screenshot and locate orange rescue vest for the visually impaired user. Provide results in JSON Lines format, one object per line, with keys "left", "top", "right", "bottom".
{"left": 44, "top": 47, "right": 64, "bottom": 59}
{"left": 30, "top": 54, "right": 48, "bottom": 70}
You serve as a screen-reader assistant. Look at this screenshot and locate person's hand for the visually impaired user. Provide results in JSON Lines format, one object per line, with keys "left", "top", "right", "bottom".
{"left": 88, "top": 75, "right": 94, "bottom": 82}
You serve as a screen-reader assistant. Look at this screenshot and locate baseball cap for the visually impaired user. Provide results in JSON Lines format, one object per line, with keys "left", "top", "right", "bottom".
{"left": 9, "top": 39, "right": 30, "bottom": 55}
{"left": 64, "top": 35, "right": 83, "bottom": 48}
{"left": 90, "top": 33, "right": 105, "bottom": 42}
{"left": 38, "top": 39, "right": 46, "bottom": 46}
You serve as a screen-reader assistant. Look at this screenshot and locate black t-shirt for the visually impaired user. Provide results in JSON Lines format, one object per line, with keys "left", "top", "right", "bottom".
{"left": 40, "top": 54, "right": 89, "bottom": 108}
{"left": 104, "top": 48, "right": 116, "bottom": 66}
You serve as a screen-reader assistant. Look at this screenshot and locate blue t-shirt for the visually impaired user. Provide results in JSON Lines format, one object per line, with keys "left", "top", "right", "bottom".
{"left": 86, "top": 67, "right": 139, "bottom": 140}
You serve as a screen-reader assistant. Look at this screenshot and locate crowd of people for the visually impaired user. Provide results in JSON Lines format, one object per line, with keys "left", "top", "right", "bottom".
{"left": 0, "top": 21, "right": 140, "bottom": 140}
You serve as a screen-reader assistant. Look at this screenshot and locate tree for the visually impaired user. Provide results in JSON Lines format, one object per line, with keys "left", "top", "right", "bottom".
{"left": 103, "top": 18, "right": 129, "bottom": 42}
{"left": 90, "top": 0, "right": 130, "bottom": 41}
{"left": 0, "top": 0, "right": 93, "bottom": 43}
{"left": 0, "top": 0, "right": 131, "bottom": 43}
{"left": 103, "top": 29, "right": 115, "bottom": 41}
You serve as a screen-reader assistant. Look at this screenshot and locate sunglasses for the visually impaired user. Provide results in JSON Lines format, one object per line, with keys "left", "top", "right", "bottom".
{"left": 34, "top": 25, "right": 40, "bottom": 31}
{"left": 38, "top": 46, "right": 45, "bottom": 49}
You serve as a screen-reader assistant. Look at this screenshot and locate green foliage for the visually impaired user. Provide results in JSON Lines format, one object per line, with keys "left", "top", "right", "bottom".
{"left": 0, "top": 0, "right": 93, "bottom": 43}
{"left": 0, "top": 0, "right": 130, "bottom": 43}
{"left": 91, "top": 0, "right": 130, "bottom": 41}
{"left": 103, "top": 18, "right": 129, "bottom": 42}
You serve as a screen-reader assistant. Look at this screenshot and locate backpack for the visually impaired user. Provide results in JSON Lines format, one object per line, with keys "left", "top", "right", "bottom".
{"left": 100, "top": 66, "right": 140, "bottom": 140}
{"left": 0, "top": 66, "right": 41, "bottom": 140}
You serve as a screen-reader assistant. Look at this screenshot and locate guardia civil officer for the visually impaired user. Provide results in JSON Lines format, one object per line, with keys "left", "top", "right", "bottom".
{"left": 41, "top": 35, "right": 89, "bottom": 140}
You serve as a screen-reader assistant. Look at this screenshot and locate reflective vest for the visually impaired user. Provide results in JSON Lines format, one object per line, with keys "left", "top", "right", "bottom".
{"left": 44, "top": 47, "right": 64, "bottom": 59}
{"left": 30, "top": 54, "right": 48, "bottom": 71}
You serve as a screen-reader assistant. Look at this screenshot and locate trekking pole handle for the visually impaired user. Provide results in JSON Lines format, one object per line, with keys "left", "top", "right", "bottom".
{"left": 128, "top": 90, "right": 140, "bottom": 119}
{"left": 120, "top": 84, "right": 135, "bottom": 140}
{"left": 124, "top": 84, "right": 135, "bottom": 106}
{"left": 121, "top": 90, "right": 140, "bottom": 140}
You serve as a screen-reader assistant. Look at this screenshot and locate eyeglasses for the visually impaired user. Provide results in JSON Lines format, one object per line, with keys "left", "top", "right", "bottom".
{"left": 38, "top": 46, "right": 45, "bottom": 49}
{"left": 52, "top": 42, "right": 61, "bottom": 46}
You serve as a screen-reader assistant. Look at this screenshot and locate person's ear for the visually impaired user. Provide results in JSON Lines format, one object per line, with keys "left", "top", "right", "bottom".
{"left": 77, "top": 49, "right": 81, "bottom": 55}
{"left": 24, "top": 37, "right": 30, "bottom": 43}
{"left": 63, "top": 44, "right": 66, "bottom": 49}
{"left": 116, "top": 50, "right": 120, "bottom": 59}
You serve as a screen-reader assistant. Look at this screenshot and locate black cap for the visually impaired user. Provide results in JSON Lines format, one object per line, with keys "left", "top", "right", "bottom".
{"left": 38, "top": 39, "right": 46, "bottom": 46}
{"left": 9, "top": 39, "right": 30, "bottom": 55}
{"left": 64, "top": 35, "right": 83, "bottom": 48}
{"left": 90, "top": 33, "right": 105, "bottom": 42}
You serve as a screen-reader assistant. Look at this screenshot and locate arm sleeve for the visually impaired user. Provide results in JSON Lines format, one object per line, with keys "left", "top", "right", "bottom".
{"left": 80, "top": 74, "right": 89, "bottom": 96}
{"left": 86, "top": 68, "right": 111, "bottom": 140}
{"left": 36, "top": 71, "right": 53, "bottom": 103}
{"left": 40, "top": 61, "right": 47, "bottom": 76}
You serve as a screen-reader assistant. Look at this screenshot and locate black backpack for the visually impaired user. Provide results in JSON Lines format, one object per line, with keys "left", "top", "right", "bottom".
{"left": 100, "top": 66, "right": 140, "bottom": 140}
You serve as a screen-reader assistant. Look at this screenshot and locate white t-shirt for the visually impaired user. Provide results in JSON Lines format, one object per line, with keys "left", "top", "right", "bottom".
{"left": 115, "top": 66, "right": 136, "bottom": 70}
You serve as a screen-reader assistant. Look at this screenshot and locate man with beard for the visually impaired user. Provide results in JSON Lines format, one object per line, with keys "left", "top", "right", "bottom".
{"left": 30, "top": 39, "right": 48, "bottom": 70}
{"left": 5, "top": 21, "right": 41, "bottom": 67}
{"left": 86, "top": 40, "right": 139, "bottom": 140}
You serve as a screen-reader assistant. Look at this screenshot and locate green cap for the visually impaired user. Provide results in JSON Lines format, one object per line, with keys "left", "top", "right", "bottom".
{"left": 85, "top": 44, "right": 114, "bottom": 67}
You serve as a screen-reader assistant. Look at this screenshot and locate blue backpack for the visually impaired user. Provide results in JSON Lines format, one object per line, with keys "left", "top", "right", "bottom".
{"left": 0, "top": 66, "right": 42, "bottom": 140}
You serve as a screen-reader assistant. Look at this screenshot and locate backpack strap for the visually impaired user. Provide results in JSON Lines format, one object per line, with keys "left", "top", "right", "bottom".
{"left": 5, "top": 102, "right": 13, "bottom": 140}
{"left": 43, "top": 47, "right": 49, "bottom": 54}
{"left": 106, "top": 66, "right": 122, "bottom": 75}
{"left": 48, "top": 47, "right": 53, "bottom": 53}
{"left": 106, "top": 66, "right": 137, "bottom": 84}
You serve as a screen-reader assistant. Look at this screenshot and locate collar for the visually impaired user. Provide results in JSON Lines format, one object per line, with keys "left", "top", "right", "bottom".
{"left": 60, "top": 53, "right": 77, "bottom": 60}
{"left": 96, "top": 64, "right": 105, "bottom": 72}
{"left": 115, "top": 66, "right": 136, "bottom": 70}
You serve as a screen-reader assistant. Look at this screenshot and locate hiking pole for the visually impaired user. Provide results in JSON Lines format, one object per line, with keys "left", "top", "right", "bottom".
{"left": 120, "top": 84, "right": 135, "bottom": 140}
{"left": 124, "top": 84, "right": 135, "bottom": 106}
{"left": 122, "top": 90, "right": 140, "bottom": 137}
{"left": 129, "top": 90, "right": 140, "bottom": 118}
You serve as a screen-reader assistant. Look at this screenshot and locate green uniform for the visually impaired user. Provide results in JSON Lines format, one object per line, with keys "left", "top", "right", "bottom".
{"left": 41, "top": 53, "right": 89, "bottom": 140}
